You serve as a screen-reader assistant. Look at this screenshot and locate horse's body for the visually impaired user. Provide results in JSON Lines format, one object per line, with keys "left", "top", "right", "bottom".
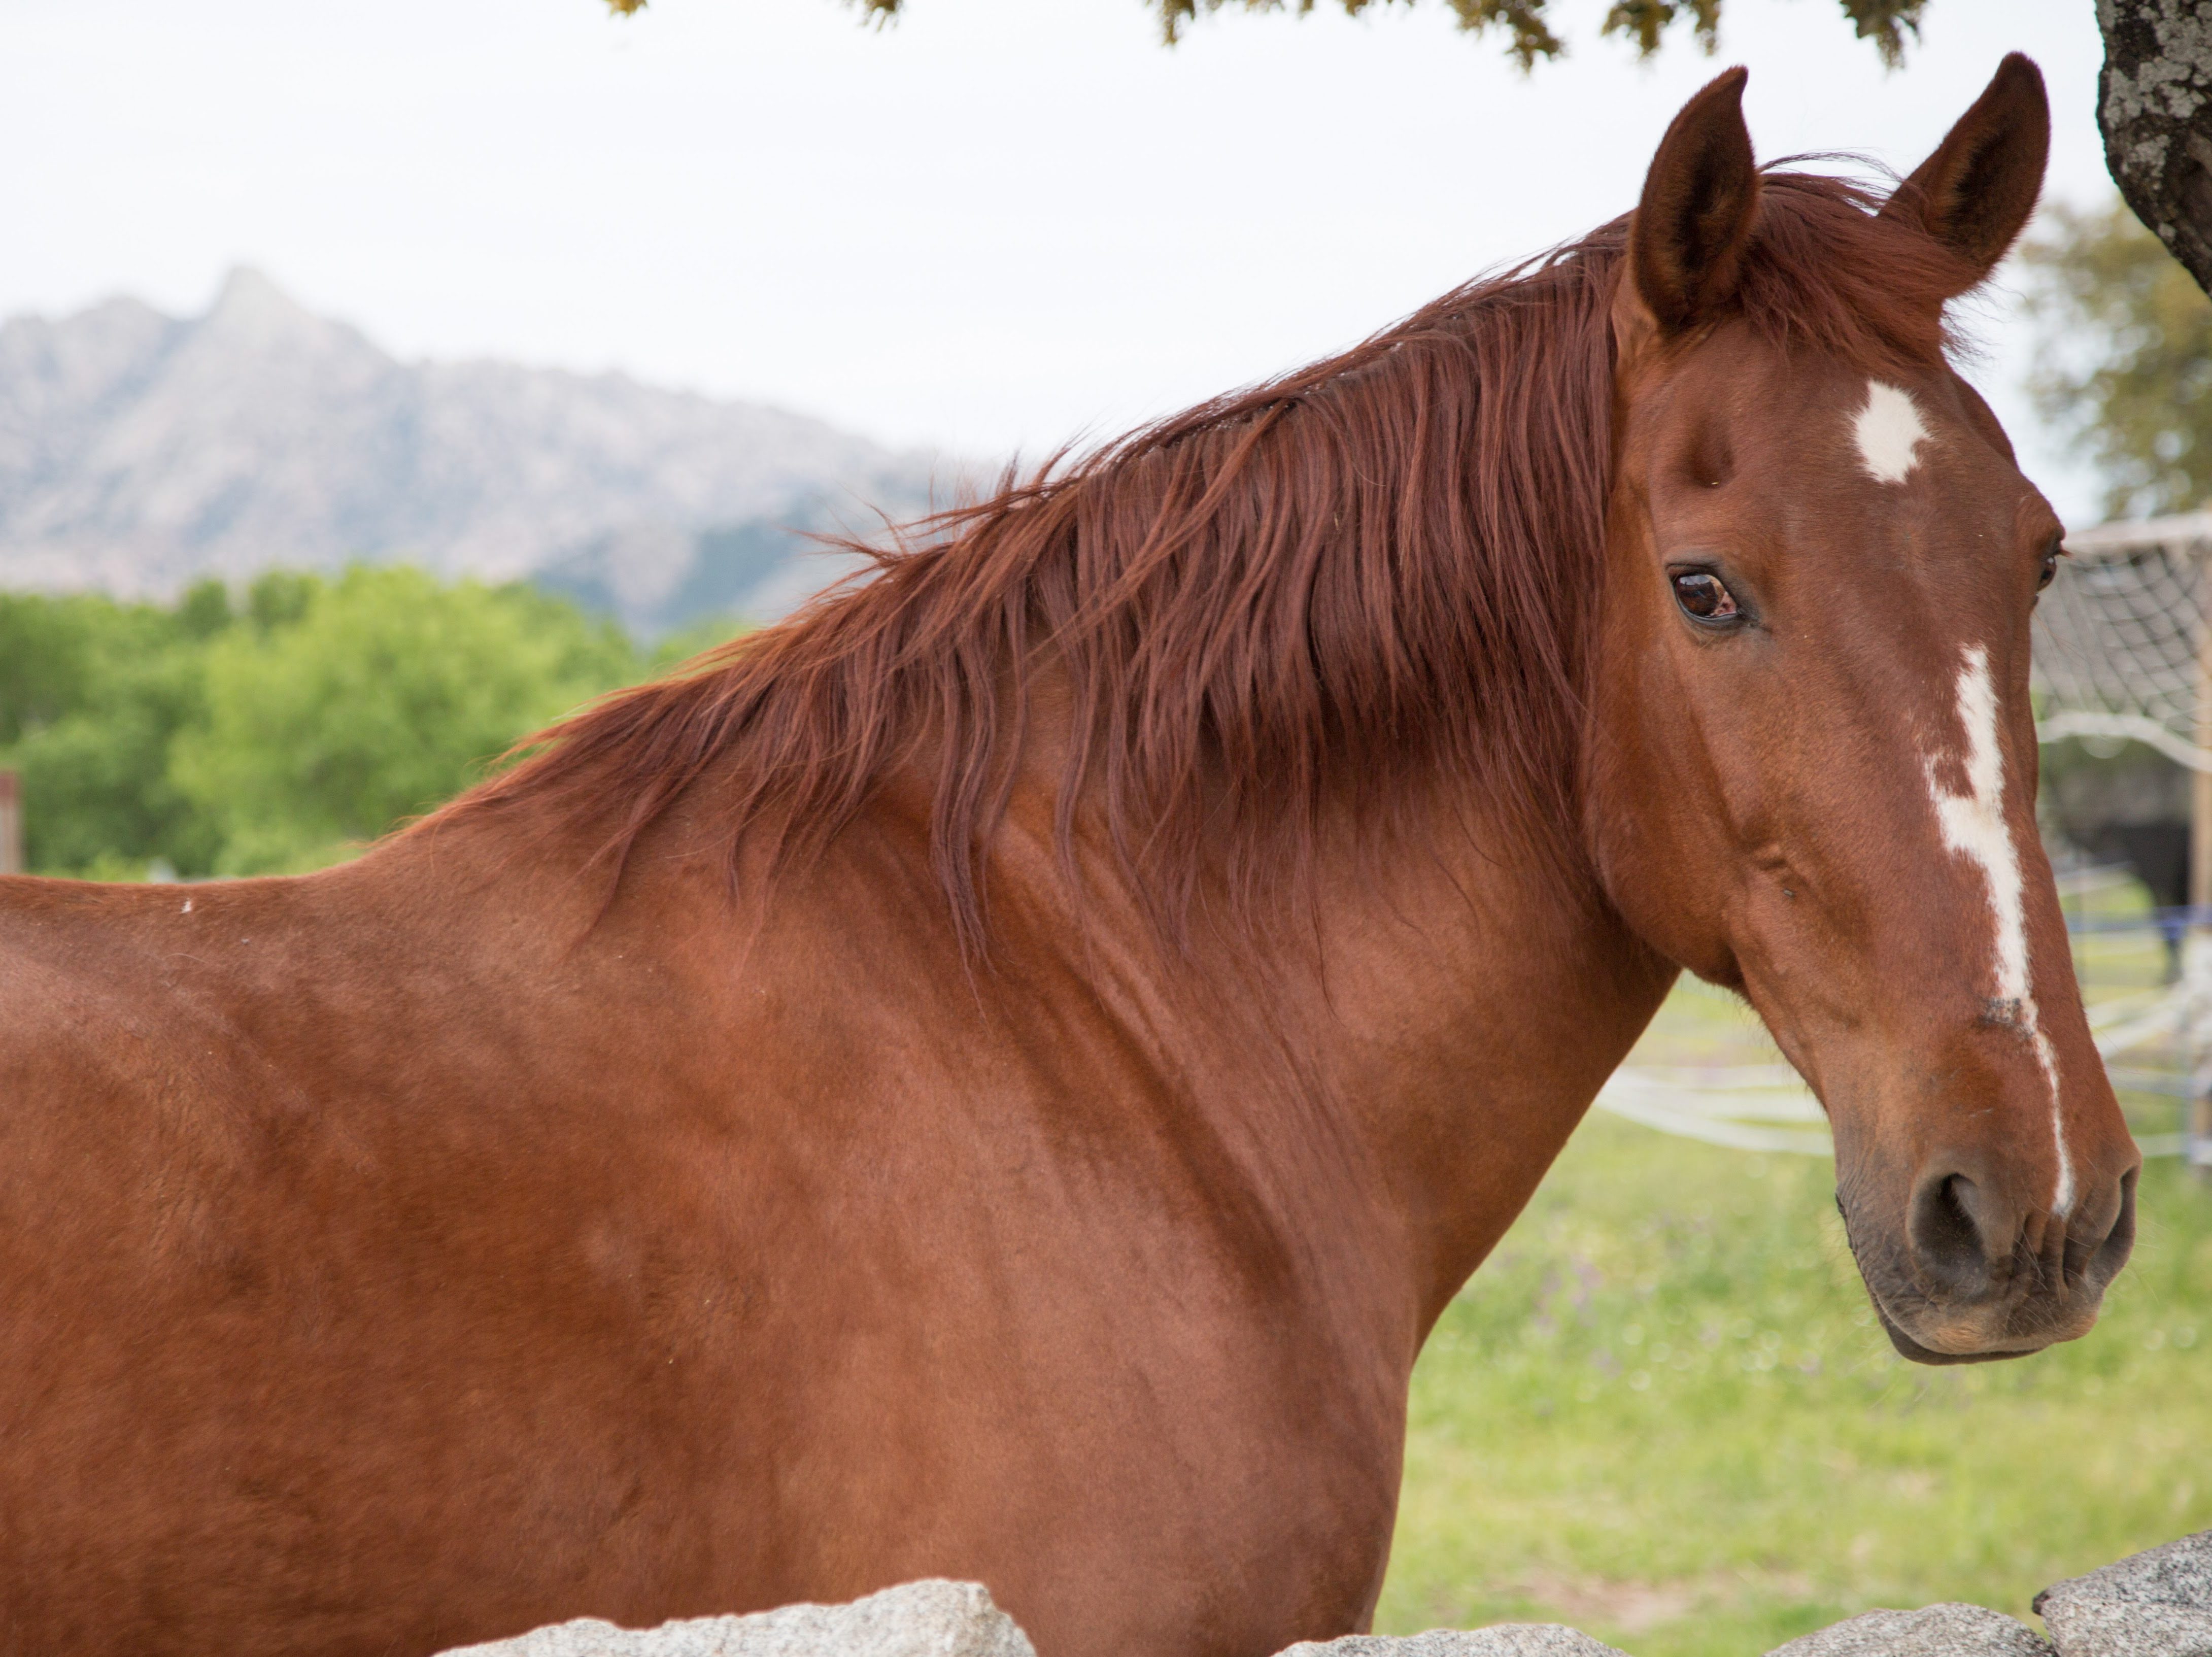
{"left": 0, "top": 58, "right": 2140, "bottom": 1657}
{"left": 0, "top": 779, "right": 1658, "bottom": 1654}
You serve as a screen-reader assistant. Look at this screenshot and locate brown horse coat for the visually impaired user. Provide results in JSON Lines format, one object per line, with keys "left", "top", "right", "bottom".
{"left": 0, "top": 58, "right": 2137, "bottom": 1657}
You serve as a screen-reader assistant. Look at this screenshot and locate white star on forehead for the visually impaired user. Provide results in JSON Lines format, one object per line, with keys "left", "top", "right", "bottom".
{"left": 1853, "top": 382, "right": 1929, "bottom": 485}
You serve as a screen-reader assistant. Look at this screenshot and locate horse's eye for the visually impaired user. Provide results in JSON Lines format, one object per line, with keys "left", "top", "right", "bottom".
{"left": 1672, "top": 570, "right": 1740, "bottom": 622}
{"left": 2037, "top": 544, "right": 2060, "bottom": 592}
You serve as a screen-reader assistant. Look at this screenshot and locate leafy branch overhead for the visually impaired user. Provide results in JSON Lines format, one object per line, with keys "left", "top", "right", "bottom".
{"left": 605, "top": 0, "right": 2212, "bottom": 305}
{"left": 604, "top": 0, "right": 1928, "bottom": 68}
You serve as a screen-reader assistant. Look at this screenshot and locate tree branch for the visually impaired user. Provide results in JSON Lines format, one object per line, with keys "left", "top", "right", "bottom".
{"left": 600, "top": 0, "right": 1925, "bottom": 70}
{"left": 2099, "top": 0, "right": 2212, "bottom": 299}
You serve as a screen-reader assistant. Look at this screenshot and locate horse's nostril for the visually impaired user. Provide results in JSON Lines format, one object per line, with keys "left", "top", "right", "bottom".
{"left": 2070, "top": 1165, "right": 2138, "bottom": 1293}
{"left": 1908, "top": 1170, "right": 1999, "bottom": 1297}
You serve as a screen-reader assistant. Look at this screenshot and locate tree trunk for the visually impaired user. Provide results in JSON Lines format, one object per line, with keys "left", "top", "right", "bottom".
{"left": 2099, "top": 0, "right": 2212, "bottom": 299}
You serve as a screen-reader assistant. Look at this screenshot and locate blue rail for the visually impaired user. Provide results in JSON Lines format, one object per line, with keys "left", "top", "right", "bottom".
{"left": 2065, "top": 905, "right": 2212, "bottom": 936}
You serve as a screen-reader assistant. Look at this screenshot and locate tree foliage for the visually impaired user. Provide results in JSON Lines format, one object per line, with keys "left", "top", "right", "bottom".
{"left": 0, "top": 584, "right": 235, "bottom": 876}
{"left": 605, "top": 0, "right": 2212, "bottom": 311}
{"left": 167, "top": 567, "right": 640, "bottom": 874}
{"left": 0, "top": 569, "right": 728, "bottom": 879}
{"left": 604, "top": 0, "right": 1925, "bottom": 66}
{"left": 2024, "top": 199, "right": 2212, "bottom": 522}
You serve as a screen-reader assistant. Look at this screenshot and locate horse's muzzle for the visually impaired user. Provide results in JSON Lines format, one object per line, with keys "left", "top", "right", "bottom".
{"left": 1843, "top": 1154, "right": 2138, "bottom": 1364}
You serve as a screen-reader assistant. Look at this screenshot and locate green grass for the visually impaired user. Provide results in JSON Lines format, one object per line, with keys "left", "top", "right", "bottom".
{"left": 1377, "top": 964, "right": 2212, "bottom": 1656}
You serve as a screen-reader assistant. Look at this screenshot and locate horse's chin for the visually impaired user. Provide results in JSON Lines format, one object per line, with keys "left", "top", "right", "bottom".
{"left": 1836, "top": 1186, "right": 2115, "bottom": 1366}
{"left": 1868, "top": 1297, "right": 2049, "bottom": 1366}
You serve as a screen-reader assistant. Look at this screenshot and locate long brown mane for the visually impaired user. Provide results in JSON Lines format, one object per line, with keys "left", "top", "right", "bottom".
{"left": 448, "top": 171, "right": 1975, "bottom": 945}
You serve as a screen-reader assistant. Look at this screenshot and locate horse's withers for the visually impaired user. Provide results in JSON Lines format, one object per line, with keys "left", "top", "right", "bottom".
{"left": 1585, "top": 59, "right": 2140, "bottom": 1364}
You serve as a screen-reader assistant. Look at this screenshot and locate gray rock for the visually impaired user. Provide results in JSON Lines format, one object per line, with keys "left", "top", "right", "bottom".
{"left": 433, "top": 1579, "right": 1036, "bottom": 1657}
{"left": 1274, "top": 1627, "right": 1631, "bottom": 1657}
{"left": 1763, "top": 1605, "right": 2053, "bottom": 1656}
{"left": 2033, "top": 1529, "right": 2212, "bottom": 1657}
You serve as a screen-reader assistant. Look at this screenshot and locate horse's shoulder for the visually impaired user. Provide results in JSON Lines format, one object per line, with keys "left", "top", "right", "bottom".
{"left": 0, "top": 878, "right": 283, "bottom": 1081}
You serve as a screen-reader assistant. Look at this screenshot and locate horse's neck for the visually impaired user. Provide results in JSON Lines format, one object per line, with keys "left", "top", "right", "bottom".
{"left": 1267, "top": 813, "right": 1675, "bottom": 1332}
{"left": 972, "top": 773, "right": 1677, "bottom": 1339}
{"left": 414, "top": 756, "right": 1673, "bottom": 1344}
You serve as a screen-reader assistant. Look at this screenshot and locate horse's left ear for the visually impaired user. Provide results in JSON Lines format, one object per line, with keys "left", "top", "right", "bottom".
{"left": 1626, "top": 67, "right": 1760, "bottom": 336}
{"left": 1881, "top": 52, "right": 2049, "bottom": 288}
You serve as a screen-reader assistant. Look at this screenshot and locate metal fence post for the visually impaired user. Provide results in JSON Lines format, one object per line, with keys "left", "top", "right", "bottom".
{"left": 0, "top": 771, "right": 20, "bottom": 877}
{"left": 2195, "top": 623, "right": 2212, "bottom": 1180}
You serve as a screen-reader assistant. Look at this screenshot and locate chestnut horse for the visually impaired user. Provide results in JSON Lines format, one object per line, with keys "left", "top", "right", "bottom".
{"left": 0, "top": 57, "right": 2137, "bottom": 1657}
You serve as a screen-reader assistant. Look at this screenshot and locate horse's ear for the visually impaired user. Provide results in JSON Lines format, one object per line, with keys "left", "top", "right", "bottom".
{"left": 1881, "top": 52, "right": 2048, "bottom": 289}
{"left": 1625, "top": 67, "right": 1759, "bottom": 336}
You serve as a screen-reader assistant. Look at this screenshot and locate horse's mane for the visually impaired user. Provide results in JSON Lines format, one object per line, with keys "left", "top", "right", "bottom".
{"left": 444, "top": 171, "right": 1975, "bottom": 946}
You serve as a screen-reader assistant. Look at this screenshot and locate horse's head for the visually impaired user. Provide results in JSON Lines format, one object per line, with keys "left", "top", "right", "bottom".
{"left": 1586, "top": 57, "right": 2139, "bottom": 1364}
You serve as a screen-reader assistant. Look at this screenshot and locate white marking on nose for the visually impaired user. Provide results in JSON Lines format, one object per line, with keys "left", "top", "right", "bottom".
{"left": 1854, "top": 382, "right": 1929, "bottom": 485}
{"left": 1922, "top": 646, "right": 2073, "bottom": 1216}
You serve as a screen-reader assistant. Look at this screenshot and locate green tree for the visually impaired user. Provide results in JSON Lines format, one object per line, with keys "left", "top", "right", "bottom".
{"left": 12, "top": 649, "right": 226, "bottom": 876}
{"left": 2024, "top": 200, "right": 2212, "bottom": 521}
{"left": 168, "top": 566, "right": 641, "bottom": 875}
{"left": 0, "top": 594, "right": 103, "bottom": 749}
{"left": 0, "top": 584, "right": 234, "bottom": 875}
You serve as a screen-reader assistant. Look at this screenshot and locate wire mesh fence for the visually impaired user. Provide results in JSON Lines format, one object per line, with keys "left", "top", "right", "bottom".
{"left": 2035, "top": 512, "right": 2212, "bottom": 773}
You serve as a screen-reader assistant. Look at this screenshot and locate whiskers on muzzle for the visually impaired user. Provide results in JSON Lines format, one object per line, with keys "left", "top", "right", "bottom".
{"left": 1837, "top": 1153, "right": 2138, "bottom": 1365}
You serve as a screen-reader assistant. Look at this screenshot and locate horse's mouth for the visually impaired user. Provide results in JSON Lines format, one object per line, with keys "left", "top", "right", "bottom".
{"left": 1867, "top": 1295, "right": 2048, "bottom": 1367}
{"left": 1840, "top": 1193, "right": 2110, "bottom": 1366}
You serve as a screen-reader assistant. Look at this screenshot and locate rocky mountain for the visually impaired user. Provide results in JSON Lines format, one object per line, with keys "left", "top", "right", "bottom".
{"left": 0, "top": 269, "right": 951, "bottom": 631}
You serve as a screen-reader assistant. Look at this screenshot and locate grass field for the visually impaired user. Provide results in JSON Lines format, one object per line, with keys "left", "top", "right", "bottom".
{"left": 1376, "top": 912, "right": 2212, "bottom": 1656}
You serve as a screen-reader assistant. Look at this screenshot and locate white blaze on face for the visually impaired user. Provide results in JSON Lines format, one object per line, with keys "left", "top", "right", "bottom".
{"left": 1923, "top": 646, "right": 2073, "bottom": 1216}
{"left": 1854, "top": 382, "right": 1930, "bottom": 484}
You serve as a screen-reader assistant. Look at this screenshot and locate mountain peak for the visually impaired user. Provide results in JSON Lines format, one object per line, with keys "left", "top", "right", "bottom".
{"left": 195, "top": 266, "right": 346, "bottom": 353}
{"left": 209, "top": 265, "right": 299, "bottom": 315}
{"left": 0, "top": 276, "right": 946, "bottom": 627}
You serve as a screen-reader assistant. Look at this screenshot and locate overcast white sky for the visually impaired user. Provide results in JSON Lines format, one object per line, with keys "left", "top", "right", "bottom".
{"left": 3, "top": 0, "right": 2109, "bottom": 518}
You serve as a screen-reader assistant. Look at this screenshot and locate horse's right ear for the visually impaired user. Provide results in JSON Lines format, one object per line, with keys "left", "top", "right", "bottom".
{"left": 1624, "top": 67, "right": 1760, "bottom": 339}
{"left": 1879, "top": 53, "right": 2048, "bottom": 290}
